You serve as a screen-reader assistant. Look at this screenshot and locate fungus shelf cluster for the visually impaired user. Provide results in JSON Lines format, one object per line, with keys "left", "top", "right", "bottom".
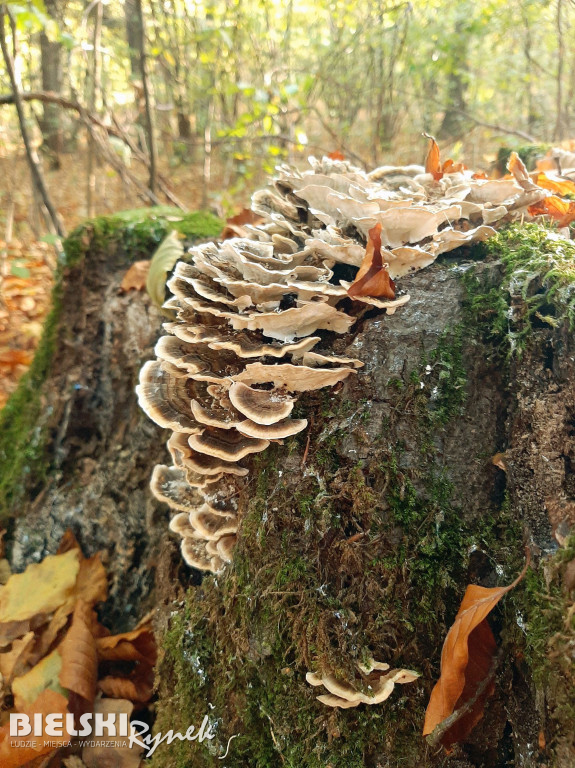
{"left": 306, "top": 659, "right": 420, "bottom": 708}
{"left": 137, "top": 153, "right": 554, "bottom": 574}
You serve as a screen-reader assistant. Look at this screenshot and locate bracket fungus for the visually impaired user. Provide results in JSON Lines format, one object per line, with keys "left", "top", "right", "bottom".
{"left": 306, "top": 659, "right": 420, "bottom": 709}
{"left": 139, "top": 148, "right": 564, "bottom": 576}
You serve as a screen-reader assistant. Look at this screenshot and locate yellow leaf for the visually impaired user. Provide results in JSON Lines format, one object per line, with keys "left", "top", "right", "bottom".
{"left": 12, "top": 649, "right": 66, "bottom": 711}
{"left": 146, "top": 230, "right": 184, "bottom": 307}
{"left": 0, "top": 550, "right": 80, "bottom": 626}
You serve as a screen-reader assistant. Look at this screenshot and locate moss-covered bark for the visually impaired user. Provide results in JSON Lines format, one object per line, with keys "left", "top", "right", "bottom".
{"left": 0, "top": 207, "right": 222, "bottom": 628}
{"left": 152, "top": 224, "right": 575, "bottom": 768}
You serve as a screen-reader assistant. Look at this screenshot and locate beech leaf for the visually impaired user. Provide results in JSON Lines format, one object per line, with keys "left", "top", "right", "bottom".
{"left": 59, "top": 600, "right": 98, "bottom": 715}
{"left": 347, "top": 223, "right": 395, "bottom": 300}
{"left": 0, "top": 689, "right": 70, "bottom": 768}
{"left": 0, "top": 550, "right": 80, "bottom": 643}
{"left": 221, "top": 209, "right": 264, "bottom": 240}
{"left": 146, "top": 230, "right": 184, "bottom": 307}
{"left": 423, "top": 558, "right": 529, "bottom": 748}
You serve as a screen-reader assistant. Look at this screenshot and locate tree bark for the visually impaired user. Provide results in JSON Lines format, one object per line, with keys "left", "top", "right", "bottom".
{"left": 39, "top": 0, "right": 64, "bottom": 166}
{"left": 134, "top": 0, "right": 157, "bottom": 195}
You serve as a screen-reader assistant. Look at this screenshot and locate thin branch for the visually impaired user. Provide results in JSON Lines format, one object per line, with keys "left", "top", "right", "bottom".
{"left": 0, "top": 90, "right": 186, "bottom": 209}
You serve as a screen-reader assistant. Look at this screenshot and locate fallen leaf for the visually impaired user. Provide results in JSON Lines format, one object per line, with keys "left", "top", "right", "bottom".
{"left": 96, "top": 618, "right": 156, "bottom": 704}
{"left": 423, "top": 558, "right": 529, "bottom": 748}
{"left": 491, "top": 452, "right": 507, "bottom": 472}
{"left": 528, "top": 195, "right": 575, "bottom": 227}
{"left": 12, "top": 649, "right": 66, "bottom": 710}
{"left": 0, "top": 631, "right": 35, "bottom": 683}
{"left": 328, "top": 150, "right": 345, "bottom": 161}
{"left": 0, "top": 550, "right": 80, "bottom": 643}
{"left": 96, "top": 621, "right": 156, "bottom": 665}
{"left": 59, "top": 601, "right": 98, "bottom": 717}
{"left": 347, "top": 223, "right": 395, "bottom": 300}
{"left": 0, "top": 689, "right": 70, "bottom": 768}
{"left": 82, "top": 698, "right": 143, "bottom": 768}
{"left": 119, "top": 261, "right": 150, "bottom": 294}
{"left": 532, "top": 171, "right": 575, "bottom": 198}
{"left": 221, "top": 209, "right": 264, "bottom": 240}
{"left": 507, "top": 152, "right": 537, "bottom": 191}
{"left": 146, "top": 230, "right": 184, "bottom": 307}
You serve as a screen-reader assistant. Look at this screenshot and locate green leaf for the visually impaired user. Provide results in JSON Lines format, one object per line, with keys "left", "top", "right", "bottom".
{"left": 146, "top": 230, "right": 184, "bottom": 308}
{"left": 10, "top": 263, "right": 30, "bottom": 278}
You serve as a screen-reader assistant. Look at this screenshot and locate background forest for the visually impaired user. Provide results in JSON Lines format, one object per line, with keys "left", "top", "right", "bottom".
{"left": 0, "top": 0, "right": 574, "bottom": 237}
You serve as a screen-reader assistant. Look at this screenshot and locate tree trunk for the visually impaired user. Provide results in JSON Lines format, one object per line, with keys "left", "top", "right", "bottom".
{"left": 39, "top": 0, "right": 64, "bottom": 166}
{"left": 124, "top": 0, "right": 142, "bottom": 81}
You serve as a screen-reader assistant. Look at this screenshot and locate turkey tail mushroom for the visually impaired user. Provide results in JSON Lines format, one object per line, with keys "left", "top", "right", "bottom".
{"left": 139, "top": 152, "right": 554, "bottom": 575}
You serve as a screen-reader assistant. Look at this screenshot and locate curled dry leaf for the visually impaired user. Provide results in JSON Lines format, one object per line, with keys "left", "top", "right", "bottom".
{"left": 507, "top": 151, "right": 537, "bottom": 191}
{"left": 146, "top": 230, "right": 184, "bottom": 307}
{"left": 96, "top": 618, "right": 156, "bottom": 704}
{"left": 424, "top": 133, "right": 442, "bottom": 180}
{"left": 491, "top": 452, "right": 507, "bottom": 472}
{"left": 119, "top": 260, "right": 151, "bottom": 294}
{"left": 528, "top": 195, "right": 575, "bottom": 227}
{"left": 347, "top": 223, "right": 395, "bottom": 300}
{"left": 423, "top": 558, "right": 529, "bottom": 748}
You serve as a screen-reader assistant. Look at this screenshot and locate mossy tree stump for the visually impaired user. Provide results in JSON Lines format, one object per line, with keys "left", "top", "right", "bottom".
{"left": 1, "top": 218, "right": 573, "bottom": 767}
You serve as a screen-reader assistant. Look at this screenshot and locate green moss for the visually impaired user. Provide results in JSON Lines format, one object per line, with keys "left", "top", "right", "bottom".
{"left": 63, "top": 208, "right": 222, "bottom": 268}
{"left": 0, "top": 207, "right": 223, "bottom": 523}
{"left": 465, "top": 222, "right": 575, "bottom": 357}
{"left": 0, "top": 280, "right": 62, "bottom": 520}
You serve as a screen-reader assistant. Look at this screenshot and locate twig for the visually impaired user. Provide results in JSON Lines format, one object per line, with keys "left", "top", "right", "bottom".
{"left": 425, "top": 648, "right": 503, "bottom": 749}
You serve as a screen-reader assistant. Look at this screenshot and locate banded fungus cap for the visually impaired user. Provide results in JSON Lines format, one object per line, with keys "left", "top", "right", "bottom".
{"left": 228, "top": 381, "right": 295, "bottom": 425}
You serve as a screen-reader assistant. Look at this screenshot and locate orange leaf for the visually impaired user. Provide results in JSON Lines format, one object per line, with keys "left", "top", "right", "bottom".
{"left": 533, "top": 171, "right": 575, "bottom": 198}
{"left": 328, "top": 150, "right": 345, "bottom": 161}
{"left": 528, "top": 195, "right": 575, "bottom": 226}
{"left": 96, "top": 617, "right": 156, "bottom": 704}
{"left": 119, "top": 261, "right": 150, "bottom": 293}
{"left": 423, "top": 559, "right": 528, "bottom": 747}
{"left": 347, "top": 224, "right": 395, "bottom": 300}
{"left": 442, "top": 158, "right": 466, "bottom": 175}
{"left": 0, "top": 689, "right": 70, "bottom": 768}
{"left": 424, "top": 133, "right": 442, "bottom": 180}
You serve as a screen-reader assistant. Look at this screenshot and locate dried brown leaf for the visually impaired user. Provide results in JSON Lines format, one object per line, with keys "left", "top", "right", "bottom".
{"left": 119, "top": 261, "right": 150, "bottom": 293}
{"left": 423, "top": 558, "right": 528, "bottom": 747}
{"left": 347, "top": 223, "right": 395, "bottom": 300}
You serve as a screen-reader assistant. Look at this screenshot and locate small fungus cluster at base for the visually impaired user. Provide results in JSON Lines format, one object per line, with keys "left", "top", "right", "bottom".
{"left": 306, "top": 658, "right": 419, "bottom": 708}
